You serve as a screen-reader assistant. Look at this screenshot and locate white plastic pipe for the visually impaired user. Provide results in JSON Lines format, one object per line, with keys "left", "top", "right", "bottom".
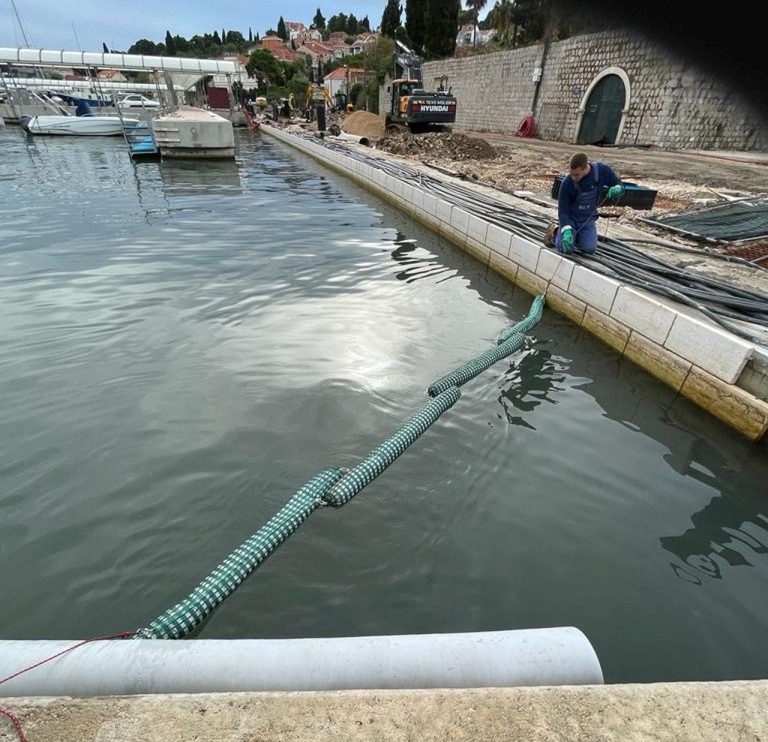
{"left": 0, "top": 628, "right": 602, "bottom": 697}
{"left": 337, "top": 131, "right": 371, "bottom": 146}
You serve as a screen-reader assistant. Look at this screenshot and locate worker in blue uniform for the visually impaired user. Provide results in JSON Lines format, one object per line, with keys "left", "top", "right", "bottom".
{"left": 553, "top": 152, "right": 625, "bottom": 254}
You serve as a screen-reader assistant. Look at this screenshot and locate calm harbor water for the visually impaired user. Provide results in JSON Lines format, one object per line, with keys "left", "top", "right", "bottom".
{"left": 1, "top": 127, "right": 766, "bottom": 683}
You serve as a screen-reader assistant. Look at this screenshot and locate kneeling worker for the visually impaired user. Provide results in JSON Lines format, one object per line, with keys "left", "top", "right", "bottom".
{"left": 553, "top": 152, "right": 625, "bottom": 255}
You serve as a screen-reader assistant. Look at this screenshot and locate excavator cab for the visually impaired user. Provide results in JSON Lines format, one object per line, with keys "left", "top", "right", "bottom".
{"left": 386, "top": 77, "right": 457, "bottom": 133}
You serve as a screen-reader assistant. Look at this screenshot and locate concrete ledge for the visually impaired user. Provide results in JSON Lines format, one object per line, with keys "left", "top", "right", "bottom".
{"left": 4, "top": 682, "right": 768, "bottom": 741}
{"left": 259, "top": 126, "right": 767, "bottom": 440}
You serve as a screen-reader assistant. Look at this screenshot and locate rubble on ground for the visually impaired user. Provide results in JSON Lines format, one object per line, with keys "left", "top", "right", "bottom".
{"left": 376, "top": 132, "right": 497, "bottom": 161}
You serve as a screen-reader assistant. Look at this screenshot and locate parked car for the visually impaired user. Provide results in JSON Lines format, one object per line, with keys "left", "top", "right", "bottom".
{"left": 117, "top": 94, "right": 160, "bottom": 109}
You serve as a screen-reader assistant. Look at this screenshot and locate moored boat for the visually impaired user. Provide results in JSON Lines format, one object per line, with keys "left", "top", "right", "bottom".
{"left": 19, "top": 100, "right": 138, "bottom": 136}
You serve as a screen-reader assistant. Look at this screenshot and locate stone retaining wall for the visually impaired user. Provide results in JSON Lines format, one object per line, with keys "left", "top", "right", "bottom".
{"left": 421, "top": 30, "right": 767, "bottom": 151}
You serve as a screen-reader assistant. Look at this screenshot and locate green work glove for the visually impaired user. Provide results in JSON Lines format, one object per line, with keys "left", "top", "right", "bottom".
{"left": 607, "top": 184, "right": 625, "bottom": 200}
{"left": 561, "top": 226, "right": 574, "bottom": 253}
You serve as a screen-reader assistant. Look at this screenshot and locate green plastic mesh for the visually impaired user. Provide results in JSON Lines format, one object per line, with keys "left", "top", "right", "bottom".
{"left": 428, "top": 333, "right": 526, "bottom": 396}
{"left": 136, "top": 295, "right": 546, "bottom": 639}
{"left": 497, "top": 294, "right": 545, "bottom": 345}
{"left": 322, "top": 386, "right": 461, "bottom": 508}
{"left": 136, "top": 468, "right": 344, "bottom": 639}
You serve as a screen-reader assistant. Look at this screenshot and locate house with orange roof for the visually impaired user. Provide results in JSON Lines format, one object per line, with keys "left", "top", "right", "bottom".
{"left": 322, "top": 66, "right": 369, "bottom": 99}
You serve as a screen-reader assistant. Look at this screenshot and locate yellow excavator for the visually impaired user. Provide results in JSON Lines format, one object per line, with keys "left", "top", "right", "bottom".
{"left": 385, "top": 76, "right": 457, "bottom": 133}
{"left": 306, "top": 84, "right": 333, "bottom": 111}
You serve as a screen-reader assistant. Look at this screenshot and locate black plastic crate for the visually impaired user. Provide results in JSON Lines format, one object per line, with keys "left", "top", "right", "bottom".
{"left": 551, "top": 174, "right": 657, "bottom": 210}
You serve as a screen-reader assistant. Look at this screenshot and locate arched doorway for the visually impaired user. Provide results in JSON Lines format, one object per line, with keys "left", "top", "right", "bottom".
{"left": 577, "top": 71, "right": 628, "bottom": 145}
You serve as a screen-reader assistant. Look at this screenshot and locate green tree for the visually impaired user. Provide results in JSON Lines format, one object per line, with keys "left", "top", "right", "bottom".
{"left": 164, "top": 30, "right": 177, "bottom": 56}
{"left": 312, "top": 8, "right": 326, "bottom": 30}
{"left": 405, "top": 0, "right": 426, "bottom": 52}
{"left": 346, "top": 14, "right": 359, "bottom": 34}
{"left": 381, "top": 0, "right": 401, "bottom": 38}
{"left": 362, "top": 35, "right": 395, "bottom": 111}
{"left": 360, "top": 16, "right": 371, "bottom": 31}
{"left": 511, "top": 0, "right": 547, "bottom": 45}
{"left": 248, "top": 27, "right": 253, "bottom": 43}
{"left": 424, "top": 0, "right": 459, "bottom": 58}
{"left": 277, "top": 17, "right": 288, "bottom": 40}
{"left": 246, "top": 48, "right": 285, "bottom": 87}
{"left": 213, "top": 30, "right": 221, "bottom": 45}
{"left": 328, "top": 14, "right": 348, "bottom": 33}
{"left": 486, "top": 0, "right": 515, "bottom": 44}
{"left": 128, "top": 39, "right": 160, "bottom": 54}
{"left": 465, "top": 0, "right": 487, "bottom": 49}
{"left": 173, "top": 35, "right": 189, "bottom": 54}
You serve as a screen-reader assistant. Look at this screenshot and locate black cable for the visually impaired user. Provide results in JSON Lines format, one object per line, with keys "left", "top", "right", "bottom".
{"left": 310, "top": 135, "right": 768, "bottom": 345}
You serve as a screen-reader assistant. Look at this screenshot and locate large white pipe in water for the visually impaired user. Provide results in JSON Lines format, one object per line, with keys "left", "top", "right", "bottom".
{"left": 0, "top": 628, "right": 602, "bottom": 697}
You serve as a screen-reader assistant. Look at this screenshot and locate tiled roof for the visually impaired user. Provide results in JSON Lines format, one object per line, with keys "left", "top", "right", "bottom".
{"left": 324, "top": 66, "right": 367, "bottom": 80}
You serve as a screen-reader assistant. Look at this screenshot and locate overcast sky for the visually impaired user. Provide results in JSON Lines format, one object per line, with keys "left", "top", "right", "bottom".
{"left": 3, "top": 0, "right": 390, "bottom": 52}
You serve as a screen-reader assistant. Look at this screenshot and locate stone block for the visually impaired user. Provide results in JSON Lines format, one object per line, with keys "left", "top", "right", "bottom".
{"left": 489, "top": 251, "right": 519, "bottom": 284}
{"left": 536, "top": 249, "right": 574, "bottom": 290}
{"left": 435, "top": 199, "right": 453, "bottom": 225}
{"left": 486, "top": 224, "right": 513, "bottom": 257}
{"left": 542, "top": 285, "right": 586, "bottom": 325}
{"left": 624, "top": 332, "right": 691, "bottom": 392}
{"left": 610, "top": 286, "right": 677, "bottom": 345}
{"left": 664, "top": 313, "right": 754, "bottom": 384}
{"left": 451, "top": 207, "right": 471, "bottom": 235}
{"left": 681, "top": 366, "right": 768, "bottom": 441}
{"left": 467, "top": 215, "right": 489, "bottom": 246}
{"left": 582, "top": 307, "right": 631, "bottom": 354}
{"left": 422, "top": 193, "right": 438, "bottom": 217}
{"left": 568, "top": 265, "right": 621, "bottom": 314}
{"left": 515, "top": 267, "right": 548, "bottom": 296}
{"left": 509, "top": 235, "right": 541, "bottom": 273}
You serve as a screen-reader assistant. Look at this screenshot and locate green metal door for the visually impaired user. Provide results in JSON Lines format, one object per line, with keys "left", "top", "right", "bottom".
{"left": 577, "top": 74, "right": 626, "bottom": 145}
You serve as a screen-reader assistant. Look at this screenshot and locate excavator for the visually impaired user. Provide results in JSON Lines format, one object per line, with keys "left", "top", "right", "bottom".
{"left": 384, "top": 63, "right": 457, "bottom": 133}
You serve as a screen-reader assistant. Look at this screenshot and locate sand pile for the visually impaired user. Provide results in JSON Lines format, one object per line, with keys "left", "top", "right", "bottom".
{"left": 377, "top": 132, "right": 497, "bottom": 161}
{"left": 342, "top": 111, "right": 385, "bottom": 140}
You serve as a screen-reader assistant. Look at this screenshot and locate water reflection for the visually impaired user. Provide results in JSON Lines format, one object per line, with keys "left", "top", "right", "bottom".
{"left": 659, "top": 437, "right": 768, "bottom": 584}
{"left": 574, "top": 348, "right": 768, "bottom": 586}
{"left": 158, "top": 159, "right": 242, "bottom": 197}
{"left": 497, "top": 347, "right": 564, "bottom": 429}
{"left": 390, "top": 236, "right": 456, "bottom": 283}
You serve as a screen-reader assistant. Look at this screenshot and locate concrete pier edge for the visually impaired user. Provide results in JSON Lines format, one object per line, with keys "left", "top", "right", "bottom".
{"left": 261, "top": 125, "right": 768, "bottom": 441}
{"left": 3, "top": 682, "right": 768, "bottom": 741}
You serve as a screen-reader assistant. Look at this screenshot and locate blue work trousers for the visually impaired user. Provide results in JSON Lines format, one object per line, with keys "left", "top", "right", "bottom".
{"left": 555, "top": 220, "right": 598, "bottom": 254}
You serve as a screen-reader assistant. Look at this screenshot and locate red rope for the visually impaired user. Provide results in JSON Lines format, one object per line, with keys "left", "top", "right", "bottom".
{"left": 0, "top": 707, "right": 27, "bottom": 742}
{"left": 0, "top": 631, "right": 134, "bottom": 742}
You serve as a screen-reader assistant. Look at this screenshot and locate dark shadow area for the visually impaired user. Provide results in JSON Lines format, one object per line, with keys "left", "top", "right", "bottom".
{"left": 555, "top": 0, "right": 768, "bottom": 119}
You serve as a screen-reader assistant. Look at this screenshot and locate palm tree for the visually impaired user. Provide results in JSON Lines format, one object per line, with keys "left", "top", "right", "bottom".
{"left": 490, "top": 0, "right": 516, "bottom": 46}
{"left": 465, "top": 0, "right": 487, "bottom": 49}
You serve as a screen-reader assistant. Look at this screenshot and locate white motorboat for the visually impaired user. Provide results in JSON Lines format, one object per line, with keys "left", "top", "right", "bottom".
{"left": 20, "top": 113, "right": 138, "bottom": 136}
{"left": 19, "top": 98, "right": 138, "bottom": 136}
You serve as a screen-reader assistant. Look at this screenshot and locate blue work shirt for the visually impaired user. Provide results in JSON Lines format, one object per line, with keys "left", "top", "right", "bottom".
{"left": 558, "top": 161, "right": 621, "bottom": 230}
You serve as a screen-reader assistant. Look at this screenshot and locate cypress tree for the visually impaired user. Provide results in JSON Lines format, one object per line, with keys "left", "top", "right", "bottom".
{"left": 164, "top": 30, "right": 177, "bottom": 56}
{"left": 277, "top": 16, "right": 288, "bottom": 41}
{"left": 405, "top": 0, "right": 426, "bottom": 52}
{"left": 380, "top": 0, "right": 401, "bottom": 38}
{"left": 424, "top": 0, "right": 459, "bottom": 58}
